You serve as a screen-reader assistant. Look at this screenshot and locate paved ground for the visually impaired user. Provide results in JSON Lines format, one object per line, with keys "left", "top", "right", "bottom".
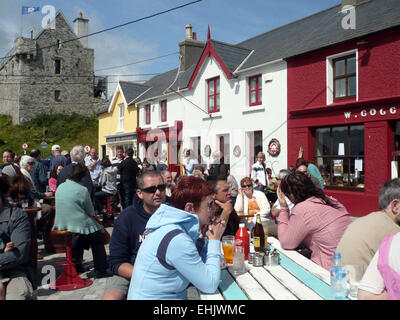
{"left": 34, "top": 227, "right": 113, "bottom": 300}
{"left": 32, "top": 226, "right": 199, "bottom": 300}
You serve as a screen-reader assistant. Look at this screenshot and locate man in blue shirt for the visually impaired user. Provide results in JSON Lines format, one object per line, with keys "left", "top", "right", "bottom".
{"left": 85, "top": 147, "right": 102, "bottom": 187}
{"left": 49, "top": 145, "right": 68, "bottom": 172}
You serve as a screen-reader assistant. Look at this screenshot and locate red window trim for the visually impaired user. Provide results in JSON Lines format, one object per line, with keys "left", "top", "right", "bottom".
{"left": 249, "top": 74, "right": 262, "bottom": 106}
{"left": 160, "top": 100, "right": 167, "bottom": 122}
{"left": 207, "top": 77, "right": 220, "bottom": 113}
{"left": 145, "top": 104, "right": 151, "bottom": 125}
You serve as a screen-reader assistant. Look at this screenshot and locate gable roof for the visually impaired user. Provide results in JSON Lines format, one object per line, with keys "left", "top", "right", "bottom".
{"left": 237, "top": 0, "right": 400, "bottom": 70}
{"left": 119, "top": 81, "right": 150, "bottom": 105}
{"left": 132, "top": 68, "right": 179, "bottom": 104}
{"left": 210, "top": 40, "right": 252, "bottom": 74}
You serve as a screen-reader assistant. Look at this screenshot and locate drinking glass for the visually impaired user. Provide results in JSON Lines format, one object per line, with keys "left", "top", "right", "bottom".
{"left": 222, "top": 235, "right": 235, "bottom": 265}
{"left": 233, "top": 246, "right": 246, "bottom": 275}
{"left": 345, "top": 264, "right": 363, "bottom": 299}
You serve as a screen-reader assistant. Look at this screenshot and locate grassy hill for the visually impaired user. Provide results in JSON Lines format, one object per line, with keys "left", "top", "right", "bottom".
{"left": 0, "top": 113, "right": 98, "bottom": 158}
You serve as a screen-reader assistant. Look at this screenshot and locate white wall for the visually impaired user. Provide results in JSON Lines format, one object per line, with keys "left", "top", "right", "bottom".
{"left": 137, "top": 55, "right": 288, "bottom": 183}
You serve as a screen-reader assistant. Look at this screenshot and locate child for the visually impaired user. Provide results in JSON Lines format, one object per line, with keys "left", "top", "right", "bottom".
{"left": 0, "top": 241, "right": 14, "bottom": 300}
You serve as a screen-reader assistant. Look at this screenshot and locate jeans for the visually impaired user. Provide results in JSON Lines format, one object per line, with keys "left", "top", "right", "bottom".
{"left": 120, "top": 183, "right": 136, "bottom": 209}
{"left": 94, "top": 191, "right": 112, "bottom": 212}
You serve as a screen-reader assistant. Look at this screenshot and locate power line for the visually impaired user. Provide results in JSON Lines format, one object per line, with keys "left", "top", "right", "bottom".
{"left": 0, "top": 73, "right": 159, "bottom": 78}
{"left": 0, "top": 0, "right": 202, "bottom": 60}
{"left": 0, "top": 80, "right": 148, "bottom": 85}
{"left": 94, "top": 52, "right": 179, "bottom": 72}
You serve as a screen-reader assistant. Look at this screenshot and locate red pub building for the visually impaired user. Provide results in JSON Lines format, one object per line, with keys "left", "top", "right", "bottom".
{"left": 286, "top": 0, "right": 400, "bottom": 216}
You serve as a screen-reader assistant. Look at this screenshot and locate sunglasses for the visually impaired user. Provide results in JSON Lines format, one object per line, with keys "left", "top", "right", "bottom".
{"left": 241, "top": 184, "right": 253, "bottom": 188}
{"left": 28, "top": 162, "right": 35, "bottom": 165}
{"left": 140, "top": 184, "right": 167, "bottom": 193}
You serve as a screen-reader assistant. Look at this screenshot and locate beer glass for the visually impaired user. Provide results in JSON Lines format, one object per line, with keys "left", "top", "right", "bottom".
{"left": 222, "top": 235, "right": 235, "bottom": 264}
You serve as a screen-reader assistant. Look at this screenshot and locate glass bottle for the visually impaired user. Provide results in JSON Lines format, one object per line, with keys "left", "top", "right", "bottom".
{"left": 253, "top": 214, "right": 265, "bottom": 252}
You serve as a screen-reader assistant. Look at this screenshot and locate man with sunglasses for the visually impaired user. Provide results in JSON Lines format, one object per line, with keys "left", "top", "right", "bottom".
{"left": 102, "top": 171, "right": 166, "bottom": 300}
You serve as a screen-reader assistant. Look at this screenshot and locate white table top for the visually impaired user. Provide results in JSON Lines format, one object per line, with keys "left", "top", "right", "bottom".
{"left": 196, "top": 236, "right": 352, "bottom": 300}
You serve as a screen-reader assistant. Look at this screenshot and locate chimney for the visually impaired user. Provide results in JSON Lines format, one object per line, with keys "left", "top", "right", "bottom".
{"left": 73, "top": 12, "right": 89, "bottom": 48}
{"left": 179, "top": 25, "right": 205, "bottom": 72}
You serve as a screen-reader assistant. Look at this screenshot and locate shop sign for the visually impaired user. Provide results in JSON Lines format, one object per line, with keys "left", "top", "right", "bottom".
{"left": 344, "top": 106, "right": 399, "bottom": 120}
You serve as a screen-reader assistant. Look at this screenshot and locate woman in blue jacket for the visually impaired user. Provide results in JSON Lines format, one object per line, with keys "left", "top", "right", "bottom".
{"left": 127, "top": 176, "right": 227, "bottom": 300}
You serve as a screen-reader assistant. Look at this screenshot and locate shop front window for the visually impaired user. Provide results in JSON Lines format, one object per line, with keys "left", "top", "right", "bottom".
{"left": 314, "top": 124, "right": 364, "bottom": 190}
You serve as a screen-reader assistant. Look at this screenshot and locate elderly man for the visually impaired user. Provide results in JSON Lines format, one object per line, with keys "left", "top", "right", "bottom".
{"left": 85, "top": 148, "right": 102, "bottom": 187}
{"left": 160, "top": 170, "right": 175, "bottom": 203}
{"left": 102, "top": 170, "right": 166, "bottom": 300}
{"left": 1, "top": 149, "right": 15, "bottom": 169}
{"left": 336, "top": 178, "right": 400, "bottom": 280}
{"left": 57, "top": 146, "right": 94, "bottom": 201}
{"left": 49, "top": 145, "right": 68, "bottom": 172}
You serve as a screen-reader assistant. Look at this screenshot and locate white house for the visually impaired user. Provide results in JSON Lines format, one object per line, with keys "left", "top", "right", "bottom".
{"left": 132, "top": 25, "right": 288, "bottom": 182}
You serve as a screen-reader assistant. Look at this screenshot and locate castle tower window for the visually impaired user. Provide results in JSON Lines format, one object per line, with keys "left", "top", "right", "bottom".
{"left": 55, "top": 59, "right": 61, "bottom": 74}
{"left": 55, "top": 90, "right": 61, "bottom": 101}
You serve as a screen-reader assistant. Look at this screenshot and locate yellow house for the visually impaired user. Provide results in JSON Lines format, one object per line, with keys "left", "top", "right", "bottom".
{"left": 98, "top": 81, "right": 149, "bottom": 158}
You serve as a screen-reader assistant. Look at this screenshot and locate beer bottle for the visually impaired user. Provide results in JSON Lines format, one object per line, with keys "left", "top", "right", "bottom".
{"left": 253, "top": 214, "right": 265, "bottom": 252}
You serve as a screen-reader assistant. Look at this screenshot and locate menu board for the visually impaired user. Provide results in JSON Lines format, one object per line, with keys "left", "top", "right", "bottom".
{"left": 333, "top": 159, "right": 344, "bottom": 176}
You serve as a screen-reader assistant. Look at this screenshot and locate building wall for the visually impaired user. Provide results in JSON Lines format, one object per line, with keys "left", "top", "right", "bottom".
{"left": 144, "top": 55, "right": 288, "bottom": 183}
{"left": 98, "top": 90, "right": 138, "bottom": 157}
{"left": 286, "top": 28, "right": 400, "bottom": 216}
{"left": 287, "top": 28, "right": 400, "bottom": 112}
{"left": 0, "top": 13, "right": 104, "bottom": 124}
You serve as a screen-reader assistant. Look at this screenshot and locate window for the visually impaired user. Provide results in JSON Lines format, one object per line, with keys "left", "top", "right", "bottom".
{"left": 333, "top": 55, "right": 356, "bottom": 100}
{"left": 54, "top": 90, "right": 60, "bottom": 101}
{"left": 207, "top": 77, "right": 220, "bottom": 113}
{"left": 56, "top": 39, "right": 61, "bottom": 49}
{"left": 314, "top": 125, "right": 364, "bottom": 190}
{"left": 118, "top": 103, "right": 124, "bottom": 131}
{"left": 55, "top": 59, "right": 61, "bottom": 74}
{"left": 249, "top": 74, "right": 262, "bottom": 106}
{"left": 160, "top": 100, "right": 167, "bottom": 122}
{"left": 145, "top": 104, "right": 151, "bottom": 125}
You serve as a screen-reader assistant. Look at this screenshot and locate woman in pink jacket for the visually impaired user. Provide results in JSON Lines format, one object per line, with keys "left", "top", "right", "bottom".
{"left": 276, "top": 171, "right": 352, "bottom": 270}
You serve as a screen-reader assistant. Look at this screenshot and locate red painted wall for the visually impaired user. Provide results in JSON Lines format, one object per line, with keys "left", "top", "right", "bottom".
{"left": 286, "top": 28, "right": 400, "bottom": 217}
{"left": 288, "top": 28, "right": 400, "bottom": 112}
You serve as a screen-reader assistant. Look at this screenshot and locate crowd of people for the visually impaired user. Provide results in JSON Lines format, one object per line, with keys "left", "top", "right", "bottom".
{"left": 0, "top": 144, "right": 399, "bottom": 300}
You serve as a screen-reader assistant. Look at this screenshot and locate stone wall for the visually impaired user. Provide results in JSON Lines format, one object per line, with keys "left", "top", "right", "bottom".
{"left": 0, "top": 12, "right": 106, "bottom": 124}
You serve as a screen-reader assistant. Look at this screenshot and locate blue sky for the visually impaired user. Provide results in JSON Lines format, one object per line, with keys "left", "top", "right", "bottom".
{"left": 0, "top": 0, "right": 340, "bottom": 96}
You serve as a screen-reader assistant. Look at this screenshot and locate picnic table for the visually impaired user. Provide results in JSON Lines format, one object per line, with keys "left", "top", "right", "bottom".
{"left": 195, "top": 236, "right": 351, "bottom": 300}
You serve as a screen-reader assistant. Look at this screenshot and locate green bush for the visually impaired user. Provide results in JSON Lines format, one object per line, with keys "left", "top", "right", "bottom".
{"left": 0, "top": 114, "right": 98, "bottom": 156}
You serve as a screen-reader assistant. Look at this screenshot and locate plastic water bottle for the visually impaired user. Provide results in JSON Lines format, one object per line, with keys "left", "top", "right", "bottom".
{"left": 330, "top": 252, "right": 347, "bottom": 300}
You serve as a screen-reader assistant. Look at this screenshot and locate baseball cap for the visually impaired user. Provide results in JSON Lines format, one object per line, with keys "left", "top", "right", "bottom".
{"left": 51, "top": 145, "right": 61, "bottom": 151}
{"left": 61, "top": 150, "right": 69, "bottom": 156}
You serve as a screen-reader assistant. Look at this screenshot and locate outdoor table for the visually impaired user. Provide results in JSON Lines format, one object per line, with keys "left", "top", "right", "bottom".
{"left": 196, "top": 236, "right": 352, "bottom": 300}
